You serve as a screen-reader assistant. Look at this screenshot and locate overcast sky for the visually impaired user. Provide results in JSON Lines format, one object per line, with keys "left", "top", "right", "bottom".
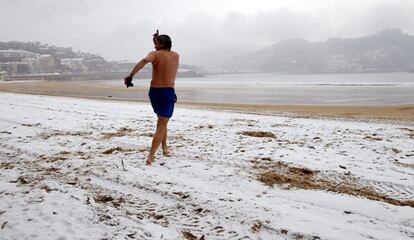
{"left": 1, "top": 0, "right": 414, "bottom": 64}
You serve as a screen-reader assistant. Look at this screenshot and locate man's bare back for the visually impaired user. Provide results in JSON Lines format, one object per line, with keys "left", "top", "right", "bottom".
{"left": 144, "top": 50, "right": 179, "bottom": 88}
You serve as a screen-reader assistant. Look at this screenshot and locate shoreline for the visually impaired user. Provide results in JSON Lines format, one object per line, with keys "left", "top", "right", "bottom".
{"left": 179, "top": 101, "right": 414, "bottom": 121}
{"left": 1, "top": 80, "right": 413, "bottom": 121}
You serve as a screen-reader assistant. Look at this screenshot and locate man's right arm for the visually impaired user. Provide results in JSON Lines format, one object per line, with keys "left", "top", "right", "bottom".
{"left": 128, "top": 51, "right": 156, "bottom": 78}
{"left": 128, "top": 59, "right": 148, "bottom": 78}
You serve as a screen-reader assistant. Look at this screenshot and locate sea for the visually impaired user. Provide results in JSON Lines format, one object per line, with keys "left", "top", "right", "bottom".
{"left": 100, "top": 72, "right": 414, "bottom": 105}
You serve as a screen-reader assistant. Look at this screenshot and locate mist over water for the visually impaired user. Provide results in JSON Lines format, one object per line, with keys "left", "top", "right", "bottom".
{"left": 102, "top": 72, "right": 414, "bottom": 105}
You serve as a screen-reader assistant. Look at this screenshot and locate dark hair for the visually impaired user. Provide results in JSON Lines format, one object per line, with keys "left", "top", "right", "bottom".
{"left": 158, "top": 35, "right": 172, "bottom": 50}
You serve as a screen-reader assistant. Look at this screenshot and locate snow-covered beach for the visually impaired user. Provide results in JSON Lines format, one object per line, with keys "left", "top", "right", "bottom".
{"left": 0, "top": 92, "right": 413, "bottom": 239}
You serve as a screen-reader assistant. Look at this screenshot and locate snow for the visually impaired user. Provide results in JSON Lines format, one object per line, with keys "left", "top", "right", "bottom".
{"left": 0, "top": 92, "right": 413, "bottom": 240}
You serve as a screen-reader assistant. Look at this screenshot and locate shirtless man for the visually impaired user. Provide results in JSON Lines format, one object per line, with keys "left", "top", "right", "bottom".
{"left": 124, "top": 31, "right": 179, "bottom": 165}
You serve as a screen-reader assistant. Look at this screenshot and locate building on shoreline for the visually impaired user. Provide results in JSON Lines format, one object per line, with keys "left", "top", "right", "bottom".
{"left": 0, "top": 50, "right": 58, "bottom": 75}
{"left": 0, "top": 71, "right": 5, "bottom": 81}
{"left": 0, "top": 62, "right": 30, "bottom": 75}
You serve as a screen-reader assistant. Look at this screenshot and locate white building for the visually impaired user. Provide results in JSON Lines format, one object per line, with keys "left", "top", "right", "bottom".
{"left": 60, "top": 58, "right": 86, "bottom": 72}
{"left": 21, "top": 57, "right": 40, "bottom": 74}
{"left": 0, "top": 71, "right": 5, "bottom": 81}
{"left": 0, "top": 62, "right": 30, "bottom": 75}
{"left": 38, "top": 54, "right": 57, "bottom": 73}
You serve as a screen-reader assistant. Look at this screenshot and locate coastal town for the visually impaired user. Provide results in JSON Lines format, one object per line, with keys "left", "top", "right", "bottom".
{"left": 0, "top": 42, "right": 202, "bottom": 81}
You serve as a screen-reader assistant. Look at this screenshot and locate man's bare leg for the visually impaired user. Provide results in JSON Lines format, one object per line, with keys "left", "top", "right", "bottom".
{"left": 162, "top": 129, "right": 171, "bottom": 156}
{"left": 146, "top": 116, "right": 169, "bottom": 165}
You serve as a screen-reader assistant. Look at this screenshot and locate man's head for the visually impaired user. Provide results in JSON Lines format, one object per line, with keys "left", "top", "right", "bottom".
{"left": 153, "top": 34, "right": 172, "bottom": 51}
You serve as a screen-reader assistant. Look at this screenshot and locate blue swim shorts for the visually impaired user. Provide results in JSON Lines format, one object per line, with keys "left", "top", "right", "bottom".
{"left": 148, "top": 87, "right": 177, "bottom": 118}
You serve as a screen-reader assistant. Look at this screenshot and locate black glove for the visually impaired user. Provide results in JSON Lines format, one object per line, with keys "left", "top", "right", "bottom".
{"left": 124, "top": 75, "right": 134, "bottom": 88}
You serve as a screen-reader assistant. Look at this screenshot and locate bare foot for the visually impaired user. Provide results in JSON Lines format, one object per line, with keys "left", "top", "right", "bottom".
{"left": 146, "top": 156, "right": 154, "bottom": 165}
{"left": 162, "top": 147, "right": 171, "bottom": 157}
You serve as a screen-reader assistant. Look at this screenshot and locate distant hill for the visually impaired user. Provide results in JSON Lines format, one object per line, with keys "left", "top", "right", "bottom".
{"left": 221, "top": 29, "right": 414, "bottom": 74}
{"left": 0, "top": 41, "right": 104, "bottom": 62}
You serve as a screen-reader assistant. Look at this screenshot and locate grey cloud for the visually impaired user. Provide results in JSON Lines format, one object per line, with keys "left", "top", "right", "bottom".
{"left": 95, "top": 2, "right": 414, "bottom": 65}
{"left": 359, "top": 1, "right": 414, "bottom": 34}
{"left": 1, "top": 0, "right": 414, "bottom": 65}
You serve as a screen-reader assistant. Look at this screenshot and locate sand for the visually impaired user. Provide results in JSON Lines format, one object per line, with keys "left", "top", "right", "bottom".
{"left": 1, "top": 92, "right": 413, "bottom": 239}
{"left": 1, "top": 80, "right": 413, "bottom": 121}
